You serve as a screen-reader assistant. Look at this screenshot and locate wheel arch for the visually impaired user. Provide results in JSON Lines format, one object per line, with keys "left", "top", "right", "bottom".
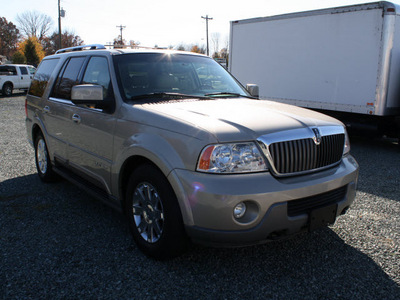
{"left": 3, "top": 81, "right": 13, "bottom": 88}
{"left": 119, "top": 155, "right": 156, "bottom": 211}
{"left": 2, "top": 81, "right": 13, "bottom": 95}
{"left": 31, "top": 123, "right": 43, "bottom": 143}
{"left": 117, "top": 153, "right": 194, "bottom": 227}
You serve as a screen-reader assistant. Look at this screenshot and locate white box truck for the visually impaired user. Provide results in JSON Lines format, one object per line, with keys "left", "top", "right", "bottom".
{"left": 229, "top": 1, "right": 400, "bottom": 138}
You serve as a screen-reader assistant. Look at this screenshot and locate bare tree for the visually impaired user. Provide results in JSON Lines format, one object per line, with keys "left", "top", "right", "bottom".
{"left": 211, "top": 32, "right": 220, "bottom": 56}
{"left": 16, "top": 11, "right": 53, "bottom": 41}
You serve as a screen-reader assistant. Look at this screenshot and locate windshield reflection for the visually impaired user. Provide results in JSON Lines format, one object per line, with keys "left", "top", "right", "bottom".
{"left": 113, "top": 53, "right": 250, "bottom": 101}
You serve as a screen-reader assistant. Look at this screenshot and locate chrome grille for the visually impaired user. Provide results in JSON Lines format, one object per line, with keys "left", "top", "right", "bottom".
{"left": 265, "top": 133, "right": 345, "bottom": 176}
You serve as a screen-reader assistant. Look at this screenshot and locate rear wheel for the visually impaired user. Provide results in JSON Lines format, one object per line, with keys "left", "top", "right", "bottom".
{"left": 2, "top": 83, "right": 12, "bottom": 97}
{"left": 34, "top": 133, "right": 58, "bottom": 182}
{"left": 125, "top": 164, "right": 188, "bottom": 260}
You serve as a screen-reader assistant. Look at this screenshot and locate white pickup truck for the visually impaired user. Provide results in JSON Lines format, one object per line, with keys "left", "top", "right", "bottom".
{"left": 0, "top": 64, "right": 36, "bottom": 97}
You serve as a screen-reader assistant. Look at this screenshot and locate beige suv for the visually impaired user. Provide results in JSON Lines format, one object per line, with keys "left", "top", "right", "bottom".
{"left": 25, "top": 45, "right": 359, "bottom": 259}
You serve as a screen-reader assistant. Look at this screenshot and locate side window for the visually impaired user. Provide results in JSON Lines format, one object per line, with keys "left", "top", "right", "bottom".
{"left": 52, "top": 57, "right": 85, "bottom": 100}
{"left": 19, "top": 67, "right": 28, "bottom": 75}
{"left": 28, "top": 58, "right": 60, "bottom": 98}
{"left": 9, "top": 66, "right": 17, "bottom": 75}
{"left": 0, "top": 66, "right": 17, "bottom": 75}
{"left": 82, "top": 56, "right": 112, "bottom": 99}
{"left": 28, "top": 66, "right": 36, "bottom": 75}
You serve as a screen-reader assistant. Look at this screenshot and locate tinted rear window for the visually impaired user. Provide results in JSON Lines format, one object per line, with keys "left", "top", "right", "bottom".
{"left": 28, "top": 59, "right": 60, "bottom": 97}
{"left": 0, "top": 66, "right": 17, "bottom": 75}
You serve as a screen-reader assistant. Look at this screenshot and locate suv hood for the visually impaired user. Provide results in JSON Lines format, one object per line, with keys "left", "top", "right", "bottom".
{"left": 141, "top": 98, "right": 343, "bottom": 142}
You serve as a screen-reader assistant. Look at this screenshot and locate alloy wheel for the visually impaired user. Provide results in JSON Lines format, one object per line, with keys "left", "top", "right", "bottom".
{"left": 132, "top": 182, "right": 164, "bottom": 243}
{"left": 36, "top": 138, "right": 48, "bottom": 174}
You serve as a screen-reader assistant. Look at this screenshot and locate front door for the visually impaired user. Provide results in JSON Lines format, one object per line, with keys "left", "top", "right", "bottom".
{"left": 51, "top": 56, "right": 116, "bottom": 192}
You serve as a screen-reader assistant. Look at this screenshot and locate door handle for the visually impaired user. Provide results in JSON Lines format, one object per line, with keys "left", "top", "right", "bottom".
{"left": 72, "top": 114, "right": 81, "bottom": 124}
{"left": 43, "top": 106, "right": 50, "bottom": 113}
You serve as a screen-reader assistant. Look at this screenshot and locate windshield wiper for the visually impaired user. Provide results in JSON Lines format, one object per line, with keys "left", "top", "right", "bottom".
{"left": 205, "top": 92, "right": 256, "bottom": 99}
{"left": 130, "top": 92, "right": 209, "bottom": 101}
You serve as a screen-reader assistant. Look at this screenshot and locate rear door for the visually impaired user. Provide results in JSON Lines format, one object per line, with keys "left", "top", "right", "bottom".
{"left": 28, "top": 58, "right": 62, "bottom": 157}
{"left": 18, "top": 66, "right": 31, "bottom": 89}
{"left": 46, "top": 56, "right": 86, "bottom": 160}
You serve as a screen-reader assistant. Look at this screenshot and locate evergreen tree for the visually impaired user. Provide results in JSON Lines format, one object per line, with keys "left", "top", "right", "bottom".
{"left": 17, "top": 37, "right": 44, "bottom": 66}
{"left": 24, "top": 38, "right": 40, "bottom": 66}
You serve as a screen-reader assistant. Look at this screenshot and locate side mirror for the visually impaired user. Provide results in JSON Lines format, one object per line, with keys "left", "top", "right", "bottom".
{"left": 246, "top": 84, "right": 259, "bottom": 98}
{"left": 71, "top": 84, "right": 114, "bottom": 112}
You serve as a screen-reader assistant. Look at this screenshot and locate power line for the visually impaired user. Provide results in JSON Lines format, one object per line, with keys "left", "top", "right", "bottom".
{"left": 201, "top": 15, "right": 213, "bottom": 56}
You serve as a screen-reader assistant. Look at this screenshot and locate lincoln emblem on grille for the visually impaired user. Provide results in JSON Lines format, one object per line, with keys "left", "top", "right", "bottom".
{"left": 312, "top": 128, "right": 322, "bottom": 145}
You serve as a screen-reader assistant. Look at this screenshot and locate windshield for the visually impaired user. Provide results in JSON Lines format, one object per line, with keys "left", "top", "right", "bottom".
{"left": 113, "top": 53, "right": 251, "bottom": 102}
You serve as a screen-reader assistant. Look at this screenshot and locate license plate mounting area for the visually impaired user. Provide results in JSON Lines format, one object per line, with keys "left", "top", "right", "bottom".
{"left": 308, "top": 204, "right": 338, "bottom": 231}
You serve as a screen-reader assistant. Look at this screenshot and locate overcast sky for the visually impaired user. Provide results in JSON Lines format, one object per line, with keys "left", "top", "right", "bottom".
{"left": 4, "top": 0, "right": 400, "bottom": 52}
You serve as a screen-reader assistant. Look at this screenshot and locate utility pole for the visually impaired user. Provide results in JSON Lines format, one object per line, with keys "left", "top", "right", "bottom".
{"left": 201, "top": 15, "right": 213, "bottom": 56}
{"left": 58, "top": 0, "right": 66, "bottom": 50}
{"left": 58, "top": 0, "right": 62, "bottom": 49}
{"left": 116, "top": 25, "right": 126, "bottom": 45}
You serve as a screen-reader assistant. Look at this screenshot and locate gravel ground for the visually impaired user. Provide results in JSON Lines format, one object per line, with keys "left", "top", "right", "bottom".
{"left": 1, "top": 95, "right": 399, "bottom": 299}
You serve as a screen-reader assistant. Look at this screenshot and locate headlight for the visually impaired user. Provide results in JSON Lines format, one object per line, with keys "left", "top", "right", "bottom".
{"left": 197, "top": 142, "right": 268, "bottom": 173}
{"left": 343, "top": 128, "right": 351, "bottom": 156}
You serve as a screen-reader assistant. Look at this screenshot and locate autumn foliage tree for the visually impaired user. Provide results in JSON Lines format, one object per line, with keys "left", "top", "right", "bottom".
{"left": 13, "top": 37, "right": 45, "bottom": 66}
{"left": 42, "top": 30, "right": 84, "bottom": 55}
{"left": 190, "top": 45, "right": 206, "bottom": 54}
{"left": 11, "top": 50, "right": 26, "bottom": 64}
{"left": 0, "top": 17, "right": 20, "bottom": 59}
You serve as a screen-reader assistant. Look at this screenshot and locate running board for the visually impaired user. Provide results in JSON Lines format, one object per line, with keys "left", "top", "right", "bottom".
{"left": 53, "top": 166, "right": 122, "bottom": 213}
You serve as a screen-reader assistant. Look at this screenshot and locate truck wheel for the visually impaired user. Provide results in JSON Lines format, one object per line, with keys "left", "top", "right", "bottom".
{"left": 2, "top": 83, "right": 12, "bottom": 97}
{"left": 34, "top": 133, "right": 58, "bottom": 182}
{"left": 125, "top": 164, "right": 188, "bottom": 260}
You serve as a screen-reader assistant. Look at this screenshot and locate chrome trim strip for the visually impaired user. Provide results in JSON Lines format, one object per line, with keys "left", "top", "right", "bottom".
{"left": 49, "top": 97, "right": 73, "bottom": 105}
{"left": 257, "top": 126, "right": 345, "bottom": 146}
{"left": 49, "top": 97, "right": 103, "bottom": 112}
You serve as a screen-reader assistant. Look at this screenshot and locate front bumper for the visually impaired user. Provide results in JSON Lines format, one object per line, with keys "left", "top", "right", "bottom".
{"left": 168, "top": 155, "right": 359, "bottom": 246}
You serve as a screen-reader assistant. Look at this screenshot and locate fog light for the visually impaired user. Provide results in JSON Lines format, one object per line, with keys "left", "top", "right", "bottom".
{"left": 233, "top": 202, "right": 246, "bottom": 219}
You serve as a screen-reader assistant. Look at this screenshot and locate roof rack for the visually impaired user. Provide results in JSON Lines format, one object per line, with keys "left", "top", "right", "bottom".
{"left": 55, "top": 44, "right": 106, "bottom": 54}
{"left": 104, "top": 44, "right": 169, "bottom": 50}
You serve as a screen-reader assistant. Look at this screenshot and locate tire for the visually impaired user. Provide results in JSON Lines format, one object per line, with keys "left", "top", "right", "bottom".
{"left": 125, "top": 164, "right": 189, "bottom": 260}
{"left": 2, "top": 83, "right": 13, "bottom": 97}
{"left": 34, "top": 133, "right": 58, "bottom": 182}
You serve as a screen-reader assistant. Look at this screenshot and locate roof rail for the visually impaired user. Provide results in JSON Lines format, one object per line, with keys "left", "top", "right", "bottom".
{"left": 55, "top": 44, "right": 106, "bottom": 54}
{"left": 104, "top": 44, "right": 169, "bottom": 50}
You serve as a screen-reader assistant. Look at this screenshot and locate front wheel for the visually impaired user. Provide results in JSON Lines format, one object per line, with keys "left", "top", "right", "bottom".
{"left": 125, "top": 164, "right": 188, "bottom": 260}
{"left": 34, "top": 133, "right": 58, "bottom": 182}
{"left": 2, "top": 83, "right": 12, "bottom": 97}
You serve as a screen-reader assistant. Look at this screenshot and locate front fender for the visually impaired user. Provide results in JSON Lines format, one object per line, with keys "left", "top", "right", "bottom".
{"left": 113, "top": 132, "right": 187, "bottom": 178}
{"left": 112, "top": 132, "right": 198, "bottom": 225}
